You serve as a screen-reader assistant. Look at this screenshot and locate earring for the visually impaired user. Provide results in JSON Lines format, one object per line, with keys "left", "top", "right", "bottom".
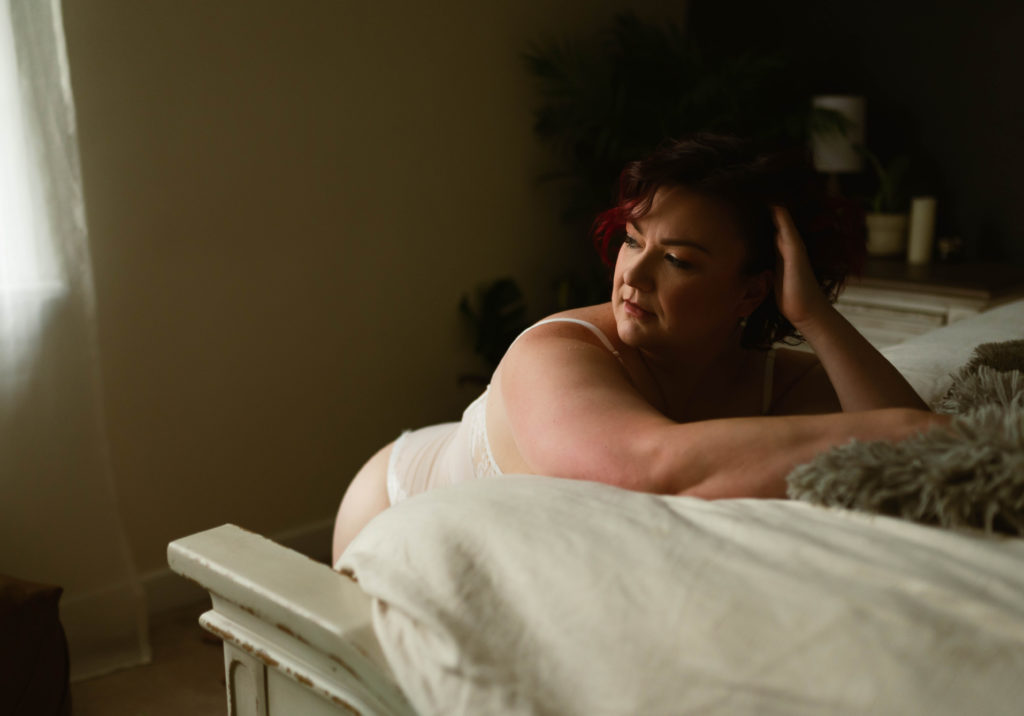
{"left": 738, "top": 316, "right": 748, "bottom": 328}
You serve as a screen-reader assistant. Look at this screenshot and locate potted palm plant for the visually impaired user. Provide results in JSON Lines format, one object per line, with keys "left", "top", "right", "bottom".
{"left": 863, "top": 150, "right": 911, "bottom": 256}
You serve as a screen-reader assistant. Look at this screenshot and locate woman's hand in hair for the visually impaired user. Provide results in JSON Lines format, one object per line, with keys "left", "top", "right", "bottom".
{"left": 771, "top": 205, "right": 928, "bottom": 412}
{"left": 771, "top": 205, "right": 832, "bottom": 331}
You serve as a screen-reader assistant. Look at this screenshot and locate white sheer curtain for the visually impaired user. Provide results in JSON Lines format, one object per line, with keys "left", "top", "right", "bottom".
{"left": 0, "top": 0, "right": 149, "bottom": 680}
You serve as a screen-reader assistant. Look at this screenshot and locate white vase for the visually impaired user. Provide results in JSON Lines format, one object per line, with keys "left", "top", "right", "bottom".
{"left": 865, "top": 213, "right": 908, "bottom": 257}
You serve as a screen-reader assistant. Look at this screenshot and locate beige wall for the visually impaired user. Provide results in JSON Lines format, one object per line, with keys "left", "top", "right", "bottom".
{"left": 62, "top": 0, "right": 687, "bottom": 574}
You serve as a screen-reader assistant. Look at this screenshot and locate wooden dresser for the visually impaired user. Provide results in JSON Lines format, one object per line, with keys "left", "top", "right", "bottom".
{"left": 833, "top": 259, "right": 1024, "bottom": 348}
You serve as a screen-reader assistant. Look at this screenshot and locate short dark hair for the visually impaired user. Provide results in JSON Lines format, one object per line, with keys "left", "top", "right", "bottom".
{"left": 592, "top": 133, "right": 865, "bottom": 348}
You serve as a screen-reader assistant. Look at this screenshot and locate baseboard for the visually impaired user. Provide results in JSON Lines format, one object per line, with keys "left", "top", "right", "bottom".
{"left": 143, "top": 517, "right": 335, "bottom": 617}
{"left": 140, "top": 564, "right": 208, "bottom": 616}
{"left": 62, "top": 579, "right": 152, "bottom": 682}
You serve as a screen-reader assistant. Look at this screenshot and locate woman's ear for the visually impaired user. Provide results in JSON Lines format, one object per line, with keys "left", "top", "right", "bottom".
{"left": 737, "top": 270, "right": 772, "bottom": 317}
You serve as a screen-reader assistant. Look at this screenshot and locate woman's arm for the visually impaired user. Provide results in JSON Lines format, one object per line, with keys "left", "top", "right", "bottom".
{"left": 772, "top": 206, "right": 928, "bottom": 411}
{"left": 666, "top": 408, "right": 947, "bottom": 499}
{"left": 499, "top": 324, "right": 944, "bottom": 498}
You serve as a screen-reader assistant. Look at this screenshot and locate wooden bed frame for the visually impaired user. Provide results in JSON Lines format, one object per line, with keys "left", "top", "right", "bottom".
{"left": 168, "top": 301, "right": 1024, "bottom": 715}
{"left": 167, "top": 524, "right": 413, "bottom": 716}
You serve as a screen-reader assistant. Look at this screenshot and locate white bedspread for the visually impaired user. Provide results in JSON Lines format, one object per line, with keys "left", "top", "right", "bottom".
{"left": 340, "top": 475, "right": 1024, "bottom": 715}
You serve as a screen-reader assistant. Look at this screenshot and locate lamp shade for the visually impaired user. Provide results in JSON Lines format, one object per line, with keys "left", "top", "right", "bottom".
{"left": 811, "top": 95, "right": 865, "bottom": 173}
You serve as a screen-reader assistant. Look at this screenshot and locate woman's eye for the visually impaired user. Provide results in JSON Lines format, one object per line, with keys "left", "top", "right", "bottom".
{"left": 665, "top": 254, "right": 693, "bottom": 269}
{"left": 624, "top": 236, "right": 640, "bottom": 248}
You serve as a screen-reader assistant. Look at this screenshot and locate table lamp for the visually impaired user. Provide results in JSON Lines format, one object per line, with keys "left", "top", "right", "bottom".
{"left": 810, "top": 95, "right": 865, "bottom": 195}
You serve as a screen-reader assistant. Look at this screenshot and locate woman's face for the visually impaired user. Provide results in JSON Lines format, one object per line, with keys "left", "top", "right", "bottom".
{"left": 612, "top": 186, "right": 768, "bottom": 355}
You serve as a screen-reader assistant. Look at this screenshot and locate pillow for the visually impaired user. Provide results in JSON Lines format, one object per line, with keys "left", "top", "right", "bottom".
{"left": 956, "top": 338, "right": 1024, "bottom": 373}
{"left": 788, "top": 340, "right": 1024, "bottom": 536}
{"left": 879, "top": 298, "right": 1024, "bottom": 405}
{"left": 935, "top": 366, "right": 1024, "bottom": 414}
{"left": 935, "top": 339, "right": 1024, "bottom": 413}
{"left": 787, "top": 404, "right": 1024, "bottom": 535}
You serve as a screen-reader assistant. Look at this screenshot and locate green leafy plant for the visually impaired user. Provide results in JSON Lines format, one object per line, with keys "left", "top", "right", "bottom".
{"left": 523, "top": 12, "right": 810, "bottom": 229}
{"left": 807, "top": 109, "right": 915, "bottom": 215}
{"left": 863, "top": 149, "right": 910, "bottom": 213}
{"left": 458, "top": 278, "right": 529, "bottom": 383}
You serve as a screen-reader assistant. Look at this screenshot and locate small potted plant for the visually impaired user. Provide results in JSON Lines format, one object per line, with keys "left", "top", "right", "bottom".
{"left": 863, "top": 150, "right": 911, "bottom": 256}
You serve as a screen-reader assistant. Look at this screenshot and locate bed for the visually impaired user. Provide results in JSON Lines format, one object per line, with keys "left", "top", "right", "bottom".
{"left": 168, "top": 297, "right": 1024, "bottom": 716}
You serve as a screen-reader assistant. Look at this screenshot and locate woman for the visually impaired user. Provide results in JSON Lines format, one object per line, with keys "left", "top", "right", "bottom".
{"left": 331, "top": 134, "right": 943, "bottom": 564}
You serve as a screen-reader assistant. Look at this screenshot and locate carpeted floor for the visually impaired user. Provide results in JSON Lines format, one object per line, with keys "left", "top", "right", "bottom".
{"left": 71, "top": 601, "right": 225, "bottom": 716}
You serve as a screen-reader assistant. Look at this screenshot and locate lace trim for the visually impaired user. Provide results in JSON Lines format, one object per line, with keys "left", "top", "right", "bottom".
{"left": 462, "top": 319, "right": 621, "bottom": 481}
{"left": 463, "top": 386, "right": 503, "bottom": 478}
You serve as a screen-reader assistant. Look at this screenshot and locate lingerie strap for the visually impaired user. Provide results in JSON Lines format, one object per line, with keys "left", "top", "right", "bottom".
{"left": 511, "top": 317, "right": 623, "bottom": 363}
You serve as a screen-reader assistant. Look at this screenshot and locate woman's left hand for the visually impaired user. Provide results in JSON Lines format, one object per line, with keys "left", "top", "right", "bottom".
{"left": 772, "top": 205, "right": 831, "bottom": 330}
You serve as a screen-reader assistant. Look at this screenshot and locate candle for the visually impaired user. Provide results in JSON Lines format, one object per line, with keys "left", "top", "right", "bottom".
{"left": 907, "top": 196, "right": 937, "bottom": 265}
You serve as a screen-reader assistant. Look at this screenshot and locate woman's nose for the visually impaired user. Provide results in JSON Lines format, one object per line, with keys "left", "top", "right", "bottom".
{"left": 622, "top": 251, "right": 654, "bottom": 291}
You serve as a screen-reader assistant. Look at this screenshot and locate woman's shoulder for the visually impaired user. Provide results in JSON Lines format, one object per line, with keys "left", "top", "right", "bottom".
{"left": 543, "top": 302, "right": 613, "bottom": 325}
{"left": 492, "top": 302, "right": 632, "bottom": 404}
{"left": 494, "top": 304, "right": 624, "bottom": 375}
{"left": 515, "top": 303, "right": 619, "bottom": 351}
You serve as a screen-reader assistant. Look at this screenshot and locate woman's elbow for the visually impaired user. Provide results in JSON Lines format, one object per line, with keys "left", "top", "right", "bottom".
{"left": 524, "top": 422, "right": 697, "bottom": 494}
{"left": 565, "top": 455, "right": 675, "bottom": 493}
{"left": 545, "top": 439, "right": 681, "bottom": 494}
{"left": 639, "top": 434, "right": 708, "bottom": 495}
{"left": 678, "top": 472, "right": 789, "bottom": 500}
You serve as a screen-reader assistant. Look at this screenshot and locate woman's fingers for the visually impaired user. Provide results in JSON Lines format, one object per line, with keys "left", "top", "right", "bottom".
{"left": 770, "top": 204, "right": 829, "bottom": 328}
{"left": 772, "top": 205, "right": 803, "bottom": 256}
{"left": 772, "top": 204, "right": 812, "bottom": 269}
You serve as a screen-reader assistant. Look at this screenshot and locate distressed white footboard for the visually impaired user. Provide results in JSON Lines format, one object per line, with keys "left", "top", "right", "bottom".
{"left": 167, "top": 524, "right": 414, "bottom": 716}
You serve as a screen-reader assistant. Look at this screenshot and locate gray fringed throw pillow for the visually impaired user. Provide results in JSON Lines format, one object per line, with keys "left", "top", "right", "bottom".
{"left": 787, "top": 339, "right": 1024, "bottom": 536}
{"left": 935, "top": 366, "right": 1024, "bottom": 414}
{"left": 949, "top": 338, "right": 1024, "bottom": 374}
{"left": 935, "top": 339, "right": 1024, "bottom": 414}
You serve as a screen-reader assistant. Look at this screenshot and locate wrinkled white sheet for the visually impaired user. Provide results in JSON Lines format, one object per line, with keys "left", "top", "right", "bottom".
{"left": 340, "top": 475, "right": 1024, "bottom": 716}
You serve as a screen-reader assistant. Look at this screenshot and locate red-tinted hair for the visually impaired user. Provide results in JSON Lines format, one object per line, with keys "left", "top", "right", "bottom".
{"left": 592, "top": 133, "right": 865, "bottom": 348}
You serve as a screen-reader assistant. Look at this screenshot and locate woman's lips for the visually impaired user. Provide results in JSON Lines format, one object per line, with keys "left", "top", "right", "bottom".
{"left": 623, "top": 299, "right": 653, "bottom": 319}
